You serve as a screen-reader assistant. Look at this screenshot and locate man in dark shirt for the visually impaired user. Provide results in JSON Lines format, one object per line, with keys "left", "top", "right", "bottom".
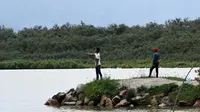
{"left": 149, "top": 48, "right": 160, "bottom": 78}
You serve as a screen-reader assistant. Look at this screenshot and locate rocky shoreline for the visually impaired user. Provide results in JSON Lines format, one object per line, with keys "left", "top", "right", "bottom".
{"left": 44, "top": 78, "right": 200, "bottom": 109}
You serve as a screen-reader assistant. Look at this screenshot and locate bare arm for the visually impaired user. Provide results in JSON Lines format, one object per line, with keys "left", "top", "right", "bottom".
{"left": 86, "top": 53, "right": 95, "bottom": 56}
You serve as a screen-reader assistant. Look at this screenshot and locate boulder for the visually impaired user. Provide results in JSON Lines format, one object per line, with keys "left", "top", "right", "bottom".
{"left": 179, "top": 101, "right": 193, "bottom": 106}
{"left": 151, "top": 96, "right": 158, "bottom": 106}
{"left": 76, "top": 84, "right": 84, "bottom": 94}
{"left": 100, "top": 96, "right": 108, "bottom": 106}
{"left": 115, "top": 99, "right": 130, "bottom": 108}
{"left": 84, "top": 97, "right": 90, "bottom": 105}
{"left": 67, "top": 88, "right": 75, "bottom": 94}
{"left": 112, "top": 95, "right": 121, "bottom": 105}
{"left": 88, "top": 101, "right": 94, "bottom": 106}
{"left": 44, "top": 98, "right": 59, "bottom": 107}
{"left": 76, "top": 101, "right": 83, "bottom": 106}
{"left": 100, "top": 96, "right": 113, "bottom": 108}
{"left": 193, "top": 100, "right": 200, "bottom": 107}
{"left": 155, "top": 93, "right": 165, "bottom": 98}
{"left": 105, "top": 98, "right": 113, "bottom": 108}
{"left": 62, "top": 101, "right": 76, "bottom": 106}
{"left": 53, "top": 92, "right": 66, "bottom": 104}
{"left": 119, "top": 89, "right": 128, "bottom": 96}
{"left": 78, "top": 93, "right": 84, "bottom": 101}
{"left": 161, "top": 96, "right": 174, "bottom": 106}
{"left": 61, "top": 93, "right": 77, "bottom": 105}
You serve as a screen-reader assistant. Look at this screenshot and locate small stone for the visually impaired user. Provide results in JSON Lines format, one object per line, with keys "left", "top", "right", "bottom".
{"left": 159, "top": 103, "right": 166, "bottom": 108}
{"left": 88, "top": 101, "right": 94, "bottom": 106}
{"left": 130, "top": 104, "right": 134, "bottom": 108}
{"left": 76, "top": 101, "right": 83, "bottom": 106}
{"left": 147, "top": 105, "right": 151, "bottom": 107}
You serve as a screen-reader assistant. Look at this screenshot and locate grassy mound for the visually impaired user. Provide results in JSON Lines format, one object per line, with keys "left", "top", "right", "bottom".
{"left": 169, "top": 84, "right": 200, "bottom": 102}
{"left": 83, "top": 77, "right": 120, "bottom": 100}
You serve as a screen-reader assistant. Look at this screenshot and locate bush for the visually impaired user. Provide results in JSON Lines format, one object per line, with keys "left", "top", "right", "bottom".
{"left": 126, "top": 88, "right": 136, "bottom": 100}
{"left": 149, "top": 83, "right": 179, "bottom": 95}
{"left": 169, "top": 83, "right": 197, "bottom": 101}
{"left": 83, "top": 77, "right": 120, "bottom": 100}
{"left": 137, "top": 85, "right": 149, "bottom": 94}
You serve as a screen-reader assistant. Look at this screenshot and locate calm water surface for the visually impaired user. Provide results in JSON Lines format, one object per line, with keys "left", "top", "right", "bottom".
{"left": 0, "top": 68, "right": 199, "bottom": 112}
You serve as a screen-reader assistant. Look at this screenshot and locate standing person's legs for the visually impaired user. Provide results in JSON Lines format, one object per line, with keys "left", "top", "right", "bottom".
{"left": 155, "top": 64, "right": 159, "bottom": 78}
{"left": 95, "top": 66, "right": 99, "bottom": 80}
{"left": 149, "top": 65, "right": 155, "bottom": 77}
{"left": 97, "top": 65, "right": 103, "bottom": 80}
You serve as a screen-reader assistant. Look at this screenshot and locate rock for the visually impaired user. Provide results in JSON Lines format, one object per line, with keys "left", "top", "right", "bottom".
{"left": 56, "top": 92, "right": 66, "bottom": 103}
{"left": 161, "top": 96, "right": 174, "bottom": 106}
{"left": 159, "top": 103, "right": 166, "bottom": 108}
{"left": 44, "top": 98, "right": 59, "bottom": 107}
{"left": 88, "top": 101, "right": 94, "bottom": 106}
{"left": 61, "top": 93, "right": 77, "bottom": 105}
{"left": 112, "top": 95, "right": 121, "bottom": 105}
{"left": 119, "top": 89, "right": 128, "bottom": 96}
{"left": 99, "top": 96, "right": 113, "bottom": 108}
{"left": 179, "top": 101, "right": 193, "bottom": 106}
{"left": 76, "top": 84, "right": 84, "bottom": 94}
{"left": 100, "top": 96, "right": 108, "bottom": 106}
{"left": 67, "top": 88, "right": 75, "bottom": 94}
{"left": 78, "top": 93, "right": 84, "bottom": 101}
{"left": 76, "top": 101, "right": 83, "bottom": 106}
{"left": 151, "top": 96, "right": 158, "bottom": 106}
{"left": 84, "top": 97, "right": 90, "bottom": 105}
{"left": 105, "top": 98, "right": 113, "bottom": 108}
{"left": 115, "top": 99, "right": 130, "bottom": 108}
{"left": 155, "top": 93, "right": 165, "bottom": 98}
{"left": 129, "top": 104, "right": 134, "bottom": 108}
{"left": 193, "top": 100, "right": 200, "bottom": 107}
{"left": 131, "top": 96, "right": 143, "bottom": 101}
{"left": 62, "top": 101, "right": 76, "bottom": 106}
{"left": 147, "top": 105, "right": 151, "bottom": 107}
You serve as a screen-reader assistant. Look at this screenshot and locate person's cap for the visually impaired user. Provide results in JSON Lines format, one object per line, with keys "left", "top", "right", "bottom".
{"left": 153, "top": 48, "right": 158, "bottom": 52}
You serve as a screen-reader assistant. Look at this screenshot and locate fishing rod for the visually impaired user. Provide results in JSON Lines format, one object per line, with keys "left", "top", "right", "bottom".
{"left": 172, "top": 67, "right": 193, "bottom": 112}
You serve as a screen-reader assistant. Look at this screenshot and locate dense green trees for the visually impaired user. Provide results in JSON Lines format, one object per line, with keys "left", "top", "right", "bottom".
{"left": 0, "top": 18, "right": 200, "bottom": 66}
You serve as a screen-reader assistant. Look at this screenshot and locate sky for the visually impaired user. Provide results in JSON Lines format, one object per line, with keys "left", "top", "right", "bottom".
{"left": 0, "top": 0, "right": 199, "bottom": 31}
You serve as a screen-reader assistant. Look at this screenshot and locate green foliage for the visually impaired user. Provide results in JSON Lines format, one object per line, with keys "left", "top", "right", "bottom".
{"left": 83, "top": 77, "right": 120, "bottom": 100}
{"left": 169, "top": 84, "right": 198, "bottom": 101}
{"left": 149, "top": 83, "right": 179, "bottom": 95}
{"left": 1, "top": 18, "right": 200, "bottom": 68}
{"left": 126, "top": 88, "right": 136, "bottom": 100}
{"left": 137, "top": 85, "right": 149, "bottom": 94}
{"left": 0, "top": 18, "right": 200, "bottom": 62}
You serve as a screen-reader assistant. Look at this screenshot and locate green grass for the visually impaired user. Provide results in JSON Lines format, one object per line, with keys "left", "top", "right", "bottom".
{"left": 169, "top": 84, "right": 200, "bottom": 102}
{"left": 149, "top": 83, "right": 179, "bottom": 95}
{"left": 0, "top": 59, "right": 199, "bottom": 69}
{"left": 82, "top": 77, "right": 120, "bottom": 100}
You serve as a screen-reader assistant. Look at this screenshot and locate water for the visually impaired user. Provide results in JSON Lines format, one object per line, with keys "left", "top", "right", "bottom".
{"left": 0, "top": 68, "right": 199, "bottom": 112}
